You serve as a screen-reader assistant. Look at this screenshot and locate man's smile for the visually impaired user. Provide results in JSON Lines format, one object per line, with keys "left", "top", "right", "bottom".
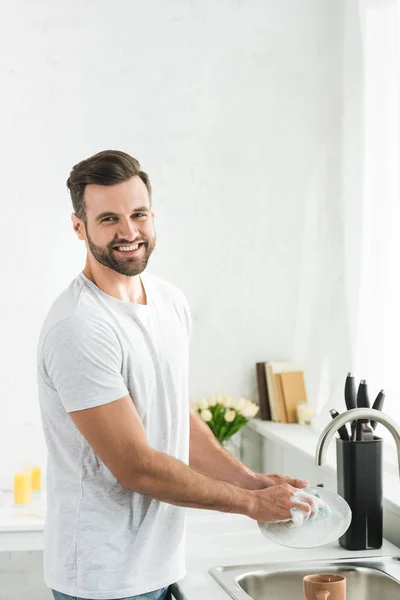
{"left": 112, "top": 242, "right": 146, "bottom": 256}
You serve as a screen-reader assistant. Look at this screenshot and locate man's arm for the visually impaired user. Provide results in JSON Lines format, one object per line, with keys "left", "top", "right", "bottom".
{"left": 189, "top": 409, "right": 308, "bottom": 491}
{"left": 69, "top": 395, "right": 313, "bottom": 522}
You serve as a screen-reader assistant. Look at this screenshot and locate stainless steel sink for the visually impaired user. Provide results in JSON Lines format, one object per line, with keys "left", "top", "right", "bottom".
{"left": 209, "top": 556, "right": 400, "bottom": 599}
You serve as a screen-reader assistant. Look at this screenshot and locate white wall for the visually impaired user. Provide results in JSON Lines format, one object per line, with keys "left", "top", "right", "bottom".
{"left": 0, "top": 0, "right": 344, "bottom": 485}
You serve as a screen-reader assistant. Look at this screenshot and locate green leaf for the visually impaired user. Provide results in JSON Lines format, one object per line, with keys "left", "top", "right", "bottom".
{"left": 228, "top": 419, "right": 248, "bottom": 436}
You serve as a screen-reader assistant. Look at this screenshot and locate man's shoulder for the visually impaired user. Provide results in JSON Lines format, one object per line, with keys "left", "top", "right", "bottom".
{"left": 38, "top": 275, "right": 111, "bottom": 349}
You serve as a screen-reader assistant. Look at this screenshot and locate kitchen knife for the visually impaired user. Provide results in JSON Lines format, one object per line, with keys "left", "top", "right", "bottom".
{"left": 329, "top": 408, "right": 350, "bottom": 441}
{"left": 344, "top": 372, "right": 357, "bottom": 440}
{"left": 356, "top": 379, "right": 373, "bottom": 440}
{"left": 344, "top": 372, "right": 357, "bottom": 409}
{"left": 370, "top": 389, "right": 385, "bottom": 430}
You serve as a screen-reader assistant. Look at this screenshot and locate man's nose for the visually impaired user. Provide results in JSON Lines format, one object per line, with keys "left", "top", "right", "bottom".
{"left": 117, "top": 218, "right": 139, "bottom": 240}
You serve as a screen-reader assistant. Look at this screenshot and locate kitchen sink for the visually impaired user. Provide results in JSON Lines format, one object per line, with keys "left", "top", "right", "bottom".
{"left": 209, "top": 556, "right": 400, "bottom": 599}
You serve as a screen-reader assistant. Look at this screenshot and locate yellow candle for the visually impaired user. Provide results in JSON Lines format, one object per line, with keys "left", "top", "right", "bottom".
{"left": 14, "top": 472, "right": 32, "bottom": 504}
{"left": 25, "top": 466, "right": 42, "bottom": 491}
{"left": 31, "top": 467, "right": 41, "bottom": 491}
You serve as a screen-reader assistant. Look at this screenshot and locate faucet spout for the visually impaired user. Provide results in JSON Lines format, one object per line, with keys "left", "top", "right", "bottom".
{"left": 315, "top": 408, "right": 400, "bottom": 478}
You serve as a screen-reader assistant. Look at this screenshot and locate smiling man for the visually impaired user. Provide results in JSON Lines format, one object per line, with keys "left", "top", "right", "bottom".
{"left": 37, "top": 150, "right": 310, "bottom": 600}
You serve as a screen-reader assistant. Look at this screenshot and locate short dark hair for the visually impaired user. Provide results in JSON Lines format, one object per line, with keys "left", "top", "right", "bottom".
{"left": 66, "top": 150, "right": 152, "bottom": 221}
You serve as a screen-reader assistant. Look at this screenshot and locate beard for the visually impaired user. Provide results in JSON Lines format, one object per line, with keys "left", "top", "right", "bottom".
{"left": 85, "top": 227, "right": 156, "bottom": 277}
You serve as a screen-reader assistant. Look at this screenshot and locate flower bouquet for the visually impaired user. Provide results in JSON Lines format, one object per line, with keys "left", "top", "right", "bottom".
{"left": 191, "top": 393, "right": 259, "bottom": 445}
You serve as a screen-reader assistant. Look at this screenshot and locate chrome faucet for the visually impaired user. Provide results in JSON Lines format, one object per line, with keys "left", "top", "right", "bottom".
{"left": 315, "top": 408, "right": 400, "bottom": 478}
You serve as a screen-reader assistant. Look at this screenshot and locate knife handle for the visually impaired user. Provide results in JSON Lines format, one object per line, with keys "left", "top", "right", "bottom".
{"left": 344, "top": 373, "right": 357, "bottom": 410}
{"left": 356, "top": 380, "right": 370, "bottom": 423}
{"left": 329, "top": 409, "right": 350, "bottom": 441}
{"left": 371, "top": 390, "right": 385, "bottom": 430}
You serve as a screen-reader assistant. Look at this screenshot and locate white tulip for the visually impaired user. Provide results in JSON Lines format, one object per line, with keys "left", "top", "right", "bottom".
{"left": 200, "top": 409, "right": 213, "bottom": 422}
{"left": 208, "top": 395, "right": 217, "bottom": 407}
{"left": 249, "top": 403, "right": 260, "bottom": 417}
{"left": 223, "top": 395, "right": 234, "bottom": 408}
{"left": 240, "top": 404, "right": 256, "bottom": 418}
{"left": 213, "top": 393, "right": 224, "bottom": 406}
{"left": 235, "top": 397, "right": 247, "bottom": 411}
{"left": 224, "top": 409, "right": 236, "bottom": 423}
{"left": 239, "top": 402, "right": 259, "bottom": 418}
{"left": 198, "top": 397, "right": 209, "bottom": 410}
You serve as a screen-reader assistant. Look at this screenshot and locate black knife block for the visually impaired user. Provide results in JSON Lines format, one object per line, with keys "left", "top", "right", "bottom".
{"left": 336, "top": 437, "right": 383, "bottom": 550}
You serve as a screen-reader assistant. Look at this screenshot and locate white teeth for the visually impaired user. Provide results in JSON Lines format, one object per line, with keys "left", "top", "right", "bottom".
{"left": 117, "top": 244, "right": 139, "bottom": 252}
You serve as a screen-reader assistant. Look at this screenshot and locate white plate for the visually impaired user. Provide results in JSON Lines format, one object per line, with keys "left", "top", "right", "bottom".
{"left": 258, "top": 487, "right": 352, "bottom": 548}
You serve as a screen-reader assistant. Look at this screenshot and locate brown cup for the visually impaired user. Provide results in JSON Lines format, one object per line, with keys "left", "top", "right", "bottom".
{"left": 303, "top": 574, "right": 346, "bottom": 600}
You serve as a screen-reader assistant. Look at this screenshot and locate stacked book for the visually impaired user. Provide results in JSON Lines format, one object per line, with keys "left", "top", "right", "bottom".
{"left": 256, "top": 361, "right": 308, "bottom": 423}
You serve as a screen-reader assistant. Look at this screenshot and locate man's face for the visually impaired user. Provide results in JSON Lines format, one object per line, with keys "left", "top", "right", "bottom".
{"left": 77, "top": 176, "right": 156, "bottom": 277}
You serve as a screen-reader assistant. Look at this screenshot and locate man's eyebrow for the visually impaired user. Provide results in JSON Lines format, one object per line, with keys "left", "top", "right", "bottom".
{"left": 96, "top": 211, "right": 117, "bottom": 221}
{"left": 95, "top": 208, "right": 149, "bottom": 221}
{"left": 131, "top": 206, "right": 150, "bottom": 213}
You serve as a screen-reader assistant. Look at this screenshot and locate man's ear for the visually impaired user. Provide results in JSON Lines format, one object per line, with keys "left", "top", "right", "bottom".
{"left": 71, "top": 213, "right": 86, "bottom": 240}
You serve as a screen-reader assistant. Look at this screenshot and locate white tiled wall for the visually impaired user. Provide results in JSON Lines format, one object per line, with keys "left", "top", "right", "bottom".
{"left": 1, "top": 0, "right": 345, "bottom": 487}
{"left": 262, "top": 436, "right": 336, "bottom": 491}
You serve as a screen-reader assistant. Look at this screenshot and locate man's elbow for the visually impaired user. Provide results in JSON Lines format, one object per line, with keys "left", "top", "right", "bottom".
{"left": 116, "top": 447, "right": 157, "bottom": 492}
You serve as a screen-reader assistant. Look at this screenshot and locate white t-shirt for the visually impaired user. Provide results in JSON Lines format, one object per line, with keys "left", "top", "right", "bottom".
{"left": 37, "top": 272, "right": 191, "bottom": 599}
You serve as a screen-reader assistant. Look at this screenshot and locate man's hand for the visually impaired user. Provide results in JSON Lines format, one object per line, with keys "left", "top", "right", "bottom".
{"left": 249, "top": 473, "right": 309, "bottom": 491}
{"left": 248, "top": 483, "right": 314, "bottom": 522}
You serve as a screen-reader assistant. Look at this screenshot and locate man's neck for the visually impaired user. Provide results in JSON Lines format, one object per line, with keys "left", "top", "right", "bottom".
{"left": 83, "top": 260, "right": 147, "bottom": 305}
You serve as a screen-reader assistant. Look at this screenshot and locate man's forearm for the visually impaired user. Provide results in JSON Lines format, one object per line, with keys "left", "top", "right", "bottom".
{"left": 124, "top": 446, "right": 311, "bottom": 524}
{"left": 189, "top": 409, "right": 258, "bottom": 489}
{"left": 124, "top": 446, "right": 253, "bottom": 516}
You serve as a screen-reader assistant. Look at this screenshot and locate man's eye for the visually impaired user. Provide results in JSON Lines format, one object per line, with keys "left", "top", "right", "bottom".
{"left": 102, "top": 217, "right": 117, "bottom": 223}
{"left": 133, "top": 213, "right": 147, "bottom": 218}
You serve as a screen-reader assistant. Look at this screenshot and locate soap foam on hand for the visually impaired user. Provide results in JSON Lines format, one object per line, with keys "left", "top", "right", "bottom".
{"left": 289, "top": 490, "right": 331, "bottom": 528}
{"left": 269, "top": 489, "right": 330, "bottom": 528}
{"left": 258, "top": 487, "right": 351, "bottom": 548}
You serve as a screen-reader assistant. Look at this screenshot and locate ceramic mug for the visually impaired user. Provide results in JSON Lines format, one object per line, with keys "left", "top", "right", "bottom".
{"left": 303, "top": 573, "right": 346, "bottom": 600}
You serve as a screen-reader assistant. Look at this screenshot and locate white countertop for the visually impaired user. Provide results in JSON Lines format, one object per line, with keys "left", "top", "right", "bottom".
{"left": 1, "top": 494, "right": 398, "bottom": 599}
{"left": 177, "top": 508, "right": 400, "bottom": 599}
{"left": 0, "top": 491, "right": 46, "bottom": 533}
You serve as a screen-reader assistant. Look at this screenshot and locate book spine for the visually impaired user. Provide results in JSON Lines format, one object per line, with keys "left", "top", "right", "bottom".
{"left": 265, "top": 363, "right": 278, "bottom": 421}
{"left": 256, "top": 363, "right": 271, "bottom": 421}
{"left": 274, "top": 373, "right": 288, "bottom": 423}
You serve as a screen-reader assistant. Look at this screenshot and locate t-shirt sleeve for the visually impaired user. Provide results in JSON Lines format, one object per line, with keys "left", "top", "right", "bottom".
{"left": 40, "top": 316, "right": 129, "bottom": 413}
